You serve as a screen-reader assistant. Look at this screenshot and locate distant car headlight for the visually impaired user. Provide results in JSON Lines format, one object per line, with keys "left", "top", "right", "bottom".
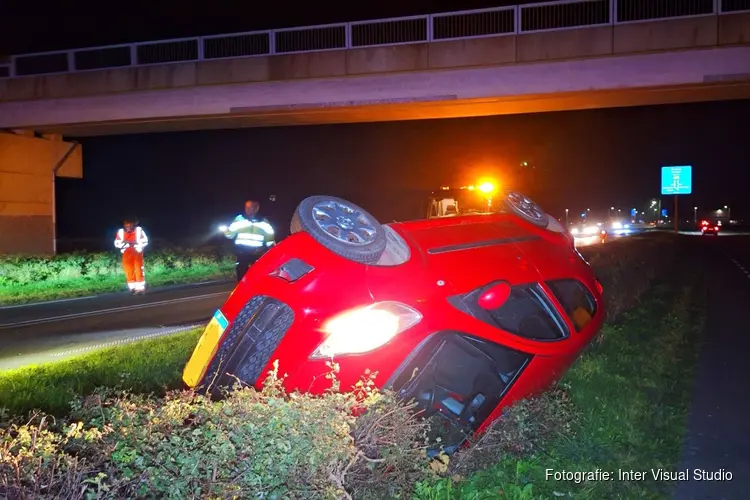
{"left": 218, "top": 224, "right": 228, "bottom": 232}
{"left": 309, "top": 302, "right": 422, "bottom": 359}
{"left": 612, "top": 222, "right": 623, "bottom": 229}
{"left": 583, "top": 226, "right": 598, "bottom": 235}
{"left": 571, "top": 227, "right": 579, "bottom": 235}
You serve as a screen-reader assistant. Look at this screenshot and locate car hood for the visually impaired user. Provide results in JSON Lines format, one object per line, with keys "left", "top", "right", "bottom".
{"left": 397, "top": 216, "right": 545, "bottom": 295}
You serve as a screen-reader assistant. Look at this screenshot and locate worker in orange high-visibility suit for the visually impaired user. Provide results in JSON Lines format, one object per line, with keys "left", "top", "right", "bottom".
{"left": 114, "top": 218, "right": 149, "bottom": 294}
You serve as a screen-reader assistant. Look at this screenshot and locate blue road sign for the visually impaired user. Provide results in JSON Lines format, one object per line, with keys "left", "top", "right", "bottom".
{"left": 630, "top": 208, "right": 637, "bottom": 217}
{"left": 661, "top": 166, "right": 692, "bottom": 195}
{"left": 661, "top": 208, "right": 667, "bottom": 217}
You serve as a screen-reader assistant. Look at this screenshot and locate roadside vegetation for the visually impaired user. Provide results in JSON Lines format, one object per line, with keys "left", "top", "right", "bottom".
{"left": 0, "top": 248, "right": 234, "bottom": 305}
{"left": 0, "top": 234, "right": 703, "bottom": 499}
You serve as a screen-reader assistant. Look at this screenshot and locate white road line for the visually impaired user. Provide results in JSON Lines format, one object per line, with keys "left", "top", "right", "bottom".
{"left": 50, "top": 324, "right": 205, "bottom": 358}
{"left": 0, "top": 292, "right": 228, "bottom": 329}
{"left": 0, "top": 280, "right": 232, "bottom": 310}
{"left": 728, "top": 256, "right": 750, "bottom": 279}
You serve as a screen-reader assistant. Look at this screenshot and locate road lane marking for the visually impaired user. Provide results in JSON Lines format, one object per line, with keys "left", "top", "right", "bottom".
{"left": 0, "top": 292, "right": 228, "bottom": 329}
{"left": 728, "top": 256, "right": 750, "bottom": 279}
{"left": 50, "top": 323, "right": 206, "bottom": 358}
{"left": 0, "top": 280, "right": 233, "bottom": 310}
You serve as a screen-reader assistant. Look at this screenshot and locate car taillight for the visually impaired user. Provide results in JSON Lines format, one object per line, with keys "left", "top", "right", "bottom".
{"left": 269, "top": 258, "right": 314, "bottom": 282}
{"left": 714, "top": 226, "right": 719, "bottom": 231}
{"left": 595, "top": 279, "right": 603, "bottom": 295}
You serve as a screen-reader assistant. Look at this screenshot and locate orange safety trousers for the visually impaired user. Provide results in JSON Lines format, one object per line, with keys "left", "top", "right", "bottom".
{"left": 122, "top": 248, "right": 145, "bottom": 291}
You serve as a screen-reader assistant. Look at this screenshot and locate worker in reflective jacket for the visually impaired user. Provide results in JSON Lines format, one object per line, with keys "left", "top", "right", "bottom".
{"left": 224, "top": 200, "right": 275, "bottom": 281}
{"left": 114, "top": 217, "right": 149, "bottom": 294}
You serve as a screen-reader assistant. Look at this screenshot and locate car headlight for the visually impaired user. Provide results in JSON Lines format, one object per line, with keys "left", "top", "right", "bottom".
{"left": 571, "top": 227, "right": 579, "bottom": 235}
{"left": 218, "top": 224, "right": 228, "bottom": 232}
{"left": 612, "top": 222, "right": 623, "bottom": 229}
{"left": 309, "top": 301, "right": 422, "bottom": 359}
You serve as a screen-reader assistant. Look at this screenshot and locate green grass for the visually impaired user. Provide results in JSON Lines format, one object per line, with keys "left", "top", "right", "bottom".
{"left": 0, "top": 328, "right": 201, "bottom": 417}
{"left": 417, "top": 269, "right": 704, "bottom": 499}
{"left": 0, "top": 248, "right": 234, "bottom": 305}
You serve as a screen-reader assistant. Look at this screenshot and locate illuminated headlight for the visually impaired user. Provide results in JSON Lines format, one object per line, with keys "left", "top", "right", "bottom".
{"left": 612, "top": 222, "right": 623, "bottom": 229}
{"left": 583, "top": 226, "right": 598, "bottom": 235}
{"left": 310, "top": 301, "right": 422, "bottom": 359}
{"left": 571, "top": 228, "right": 579, "bottom": 235}
{"left": 218, "top": 224, "right": 228, "bottom": 232}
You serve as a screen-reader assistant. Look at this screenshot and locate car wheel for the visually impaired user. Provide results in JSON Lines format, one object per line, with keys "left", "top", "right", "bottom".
{"left": 290, "top": 195, "right": 387, "bottom": 264}
{"left": 503, "top": 192, "right": 549, "bottom": 228}
{"left": 197, "top": 295, "right": 294, "bottom": 397}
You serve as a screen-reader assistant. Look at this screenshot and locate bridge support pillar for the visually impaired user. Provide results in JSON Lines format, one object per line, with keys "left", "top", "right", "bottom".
{"left": 0, "top": 131, "right": 83, "bottom": 255}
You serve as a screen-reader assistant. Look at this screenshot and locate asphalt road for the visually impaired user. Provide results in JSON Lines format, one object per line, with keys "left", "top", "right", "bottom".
{"left": 0, "top": 281, "right": 234, "bottom": 371}
{"left": 674, "top": 233, "right": 750, "bottom": 500}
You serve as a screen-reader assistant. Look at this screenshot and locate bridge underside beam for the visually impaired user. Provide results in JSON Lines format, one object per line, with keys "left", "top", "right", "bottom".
{"left": 37, "top": 81, "right": 750, "bottom": 137}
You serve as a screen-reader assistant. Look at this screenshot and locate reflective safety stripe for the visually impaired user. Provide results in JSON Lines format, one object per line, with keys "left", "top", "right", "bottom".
{"left": 252, "top": 221, "right": 274, "bottom": 234}
{"left": 237, "top": 233, "right": 264, "bottom": 241}
{"left": 228, "top": 219, "right": 253, "bottom": 231}
{"left": 235, "top": 239, "right": 263, "bottom": 247}
{"left": 115, "top": 226, "right": 149, "bottom": 250}
{"left": 229, "top": 218, "right": 273, "bottom": 233}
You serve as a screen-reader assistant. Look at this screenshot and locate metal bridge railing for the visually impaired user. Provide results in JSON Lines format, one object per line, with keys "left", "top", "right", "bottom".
{"left": 3, "top": 0, "right": 748, "bottom": 79}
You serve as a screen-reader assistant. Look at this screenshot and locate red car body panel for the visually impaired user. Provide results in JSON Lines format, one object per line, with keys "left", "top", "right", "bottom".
{"left": 185, "top": 211, "right": 605, "bottom": 440}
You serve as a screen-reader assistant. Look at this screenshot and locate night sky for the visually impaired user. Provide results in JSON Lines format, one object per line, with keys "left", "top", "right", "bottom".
{"left": 2, "top": 2, "right": 749, "bottom": 245}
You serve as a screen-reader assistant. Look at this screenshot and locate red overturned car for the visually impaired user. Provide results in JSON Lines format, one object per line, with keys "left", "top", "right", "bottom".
{"left": 183, "top": 193, "right": 605, "bottom": 448}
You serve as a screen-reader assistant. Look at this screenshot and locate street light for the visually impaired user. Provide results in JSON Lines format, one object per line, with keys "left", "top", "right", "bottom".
{"left": 725, "top": 205, "right": 731, "bottom": 220}
{"left": 609, "top": 206, "right": 614, "bottom": 218}
{"left": 565, "top": 208, "right": 569, "bottom": 226}
{"left": 693, "top": 206, "right": 697, "bottom": 224}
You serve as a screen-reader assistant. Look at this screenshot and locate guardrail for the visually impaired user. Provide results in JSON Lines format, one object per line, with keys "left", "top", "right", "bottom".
{"left": 1, "top": 0, "right": 749, "bottom": 79}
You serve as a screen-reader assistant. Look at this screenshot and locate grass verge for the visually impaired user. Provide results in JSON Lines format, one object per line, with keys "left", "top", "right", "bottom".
{"left": 415, "top": 247, "right": 704, "bottom": 499}
{"left": 0, "top": 248, "right": 234, "bottom": 305}
{"left": 0, "top": 329, "right": 201, "bottom": 417}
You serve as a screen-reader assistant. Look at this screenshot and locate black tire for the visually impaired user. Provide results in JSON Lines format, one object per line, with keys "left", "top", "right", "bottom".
{"left": 502, "top": 192, "right": 549, "bottom": 228}
{"left": 197, "top": 295, "right": 293, "bottom": 397}
{"left": 290, "top": 195, "right": 387, "bottom": 264}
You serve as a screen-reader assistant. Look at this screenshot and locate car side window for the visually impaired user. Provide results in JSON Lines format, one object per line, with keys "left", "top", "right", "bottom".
{"left": 545, "top": 279, "right": 597, "bottom": 331}
{"left": 488, "top": 284, "right": 568, "bottom": 341}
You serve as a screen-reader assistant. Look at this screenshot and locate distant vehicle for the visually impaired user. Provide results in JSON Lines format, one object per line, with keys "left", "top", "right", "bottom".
{"left": 700, "top": 220, "right": 720, "bottom": 235}
{"left": 569, "top": 223, "right": 607, "bottom": 245}
{"left": 609, "top": 220, "right": 633, "bottom": 236}
{"left": 426, "top": 181, "right": 500, "bottom": 218}
{"left": 183, "top": 192, "right": 605, "bottom": 453}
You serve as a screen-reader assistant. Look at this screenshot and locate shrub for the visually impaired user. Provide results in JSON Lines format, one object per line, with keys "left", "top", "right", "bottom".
{"left": 0, "top": 247, "right": 235, "bottom": 304}
{"left": 0, "top": 363, "right": 435, "bottom": 500}
{"left": 0, "top": 248, "right": 233, "bottom": 287}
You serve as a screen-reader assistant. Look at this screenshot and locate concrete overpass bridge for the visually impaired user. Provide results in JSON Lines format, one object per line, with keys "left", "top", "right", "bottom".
{"left": 1, "top": 0, "right": 749, "bottom": 254}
